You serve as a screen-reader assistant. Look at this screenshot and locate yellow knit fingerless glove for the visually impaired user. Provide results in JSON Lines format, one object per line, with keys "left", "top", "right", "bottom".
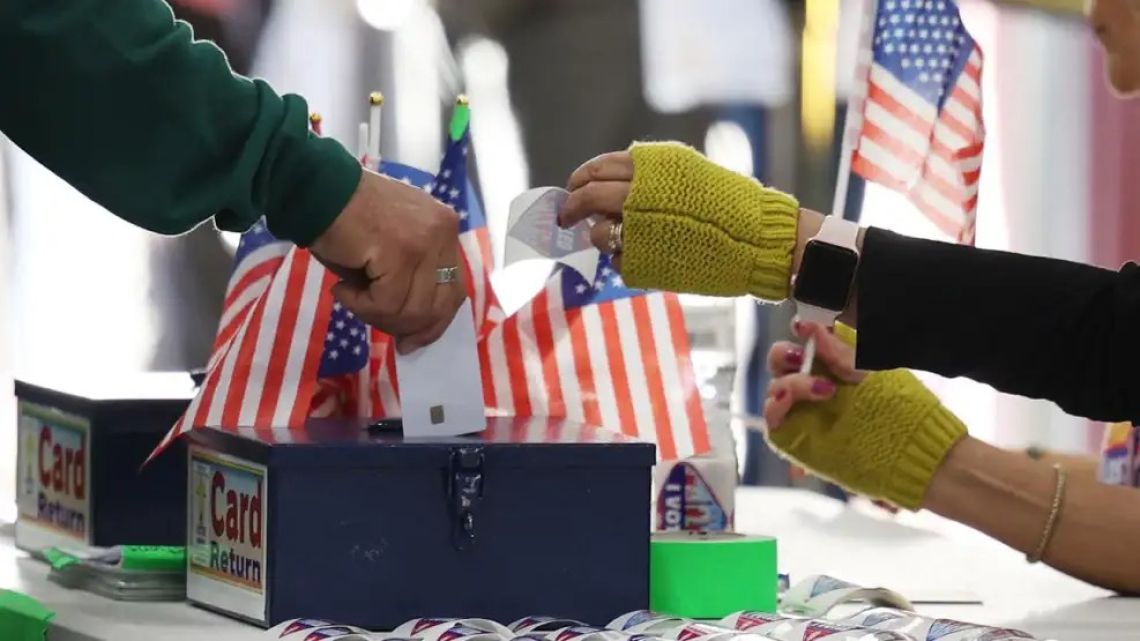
{"left": 767, "top": 368, "right": 967, "bottom": 511}
{"left": 622, "top": 141, "right": 800, "bottom": 301}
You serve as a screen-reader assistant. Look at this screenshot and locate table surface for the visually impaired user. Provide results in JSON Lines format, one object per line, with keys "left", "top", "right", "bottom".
{"left": 1, "top": 487, "right": 1134, "bottom": 641}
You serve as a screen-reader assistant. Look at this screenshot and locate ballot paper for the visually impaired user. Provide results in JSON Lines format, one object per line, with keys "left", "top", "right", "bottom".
{"left": 394, "top": 299, "right": 486, "bottom": 437}
{"left": 505, "top": 187, "right": 600, "bottom": 284}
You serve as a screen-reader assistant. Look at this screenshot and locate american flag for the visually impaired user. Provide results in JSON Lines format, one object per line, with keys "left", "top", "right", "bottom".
{"left": 148, "top": 222, "right": 337, "bottom": 462}
{"left": 475, "top": 255, "right": 711, "bottom": 461}
{"left": 350, "top": 123, "right": 506, "bottom": 421}
{"left": 427, "top": 124, "right": 503, "bottom": 340}
{"left": 151, "top": 104, "right": 709, "bottom": 463}
{"left": 846, "top": 0, "right": 984, "bottom": 244}
{"left": 361, "top": 122, "right": 709, "bottom": 460}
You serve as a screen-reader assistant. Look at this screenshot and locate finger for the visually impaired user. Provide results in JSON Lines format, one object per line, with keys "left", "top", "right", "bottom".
{"left": 560, "top": 181, "right": 631, "bottom": 228}
{"left": 333, "top": 261, "right": 410, "bottom": 332}
{"left": 398, "top": 245, "right": 445, "bottom": 337}
{"left": 567, "top": 151, "right": 634, "bottom": 192}
{"left": 331, "top": 281, "right": 370, "bottom": 318}
{"left": 763, "top": 374, "right": 838, "bottom": 429}
{"left": 589, "top": 219, "right": 624, "bottom": 255}
{"left": 396, "top": 301, "right": 456, "bottom": 354}
{"left": 396, "top": 245, "right": 466, "bottom": 354}
{"left": 763, "top": 384, "right": 792, "bottom": 430}
{"left": 767, "top": 341, "right": 806, "bottom": 376}
{"left": 791, "top": 321, "right": 862, "bottom": 383}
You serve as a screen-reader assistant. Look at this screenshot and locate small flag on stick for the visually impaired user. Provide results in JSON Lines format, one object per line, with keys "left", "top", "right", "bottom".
{"left": 842, "top": 0, "right": 985, "bottom": 244}
{"left": 150, "top": 92, "right": 711, "bottom": 465}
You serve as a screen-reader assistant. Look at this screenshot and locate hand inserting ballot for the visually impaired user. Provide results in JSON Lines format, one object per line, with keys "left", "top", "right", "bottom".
{"left": 310, "top": 169, "right": 468, "bottom": 354}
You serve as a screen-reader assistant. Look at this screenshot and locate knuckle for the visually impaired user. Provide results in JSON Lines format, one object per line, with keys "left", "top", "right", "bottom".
{"left": 581, "top": 180, "right": 602, "bottom": 204}
{"left": 371, "top": 292, "right": 404, "bottom": 318}
{"left": 405, "top": 304, "right": 433, "bottom": 328}
{"left": 563, "top": 190, "right": 582, "bottom": 214}
{"left": 435, "top": 204, "right": 460, "bottom": 227}
{"left": 587, "top": 159, "right": 604, "bottom": 181}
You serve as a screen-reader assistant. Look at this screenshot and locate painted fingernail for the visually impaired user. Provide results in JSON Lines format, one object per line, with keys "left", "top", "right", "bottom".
{"left": 774, "top": 389, "right": 788, "bottom": 401}
{"left": 785, "top": 347, "right": 803, "bottom": 366}
{"left": 812, "top": 379, "right": 836, "bottom": 395}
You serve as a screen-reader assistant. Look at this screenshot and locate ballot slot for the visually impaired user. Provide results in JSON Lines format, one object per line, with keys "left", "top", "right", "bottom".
{"left": 366, "top": 417, "right": 403, "bottom": 434}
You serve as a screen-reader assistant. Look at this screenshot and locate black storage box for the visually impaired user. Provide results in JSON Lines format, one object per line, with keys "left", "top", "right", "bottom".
{"left": 184, "top": 417, "right": 655, "bottom": 630}
{"left": 14, "top": 373, "right": 195, "bottom": 553}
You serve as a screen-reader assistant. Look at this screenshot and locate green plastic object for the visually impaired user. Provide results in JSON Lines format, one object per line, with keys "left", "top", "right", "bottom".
{"left": 650, "top": 532, "right": 779, "bottom": 618}
{"left": 119, "top": 546, "right": 185, "bottom": 571}
{"left": 0, "top": 590, "right": 55, "bottom": 641}
{"left": 40, "top": 548, "right": 79, "bottom": 571}
{"left": 449, "top": 102, "right": 470, "bottom": 142}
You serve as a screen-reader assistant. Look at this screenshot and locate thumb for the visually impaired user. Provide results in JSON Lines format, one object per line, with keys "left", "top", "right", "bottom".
{"left": 797, "top": 322, "right": 863, "bottom": 384}
{"left": 331, "top": 281, "right": 371, "bottom": 318}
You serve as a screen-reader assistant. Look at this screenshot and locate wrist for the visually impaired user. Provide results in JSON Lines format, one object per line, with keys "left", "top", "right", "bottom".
{"left": 921, "top": 434, "right": 978, "bottom": 514}
{"left": 791, "top": 209, "right": 868, "bottom": 324}
{"left": 267, "top": 136, "right": 363, "bottom": 248}
{"left": 792, "top": 209, "right": 825, "bottom": 279}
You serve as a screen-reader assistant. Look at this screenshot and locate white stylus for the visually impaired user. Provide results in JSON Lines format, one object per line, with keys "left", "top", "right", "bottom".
{"left": 799, "top": 335, "right": 817, "bottom": 376}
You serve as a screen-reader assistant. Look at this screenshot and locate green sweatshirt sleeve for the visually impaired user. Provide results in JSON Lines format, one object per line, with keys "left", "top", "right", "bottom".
{"left": 0, "top": 0, "right": 362, "bottom": 247}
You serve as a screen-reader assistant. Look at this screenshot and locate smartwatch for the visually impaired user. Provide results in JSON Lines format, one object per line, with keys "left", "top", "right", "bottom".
{"left": 791, "top": 214, "right": 861, "bottom": 325}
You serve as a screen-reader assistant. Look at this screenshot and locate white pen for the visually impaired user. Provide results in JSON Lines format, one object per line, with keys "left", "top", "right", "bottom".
{"left": 799, "top": 335, "right": 816, "bottom": 376}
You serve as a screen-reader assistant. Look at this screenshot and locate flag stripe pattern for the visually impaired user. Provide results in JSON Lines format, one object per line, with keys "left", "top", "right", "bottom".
{"left": 149, "top": 246, "right": 334, "bottom": 462}
{"left": 377, "top": 255, "right": 712, "bottom": 461}
{"left": 848, "top": 0, "right": 984, "bottom": 244}
{"left": 151, "top": 109, "right": 710, "bottom": 464}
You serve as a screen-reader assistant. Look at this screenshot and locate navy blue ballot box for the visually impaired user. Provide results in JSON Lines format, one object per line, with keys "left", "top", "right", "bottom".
{"left": 184, "top": 418, "right": 655, "bottom": 630}
{"left": 13, "top": 373, "right": 195, "bottom": 554}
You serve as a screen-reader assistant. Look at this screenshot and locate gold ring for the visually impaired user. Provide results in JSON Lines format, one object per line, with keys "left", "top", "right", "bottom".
{"left": 607, "top": 221, "right": 624, "bottom": 253}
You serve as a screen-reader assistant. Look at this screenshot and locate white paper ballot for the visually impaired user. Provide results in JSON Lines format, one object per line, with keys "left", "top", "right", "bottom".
{"left": 505, "top": 187, "right": 600, "bottom": 284}
{"left": 395, "top": 299, "right": 486, "bottom": 438}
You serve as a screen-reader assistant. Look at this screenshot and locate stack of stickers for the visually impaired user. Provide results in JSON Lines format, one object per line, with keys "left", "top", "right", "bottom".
{"left": 38, "top": 545, "right": 185, "bottom": 601}
{"left": 264, "top": 575, "right": 1039, "bottom": 641}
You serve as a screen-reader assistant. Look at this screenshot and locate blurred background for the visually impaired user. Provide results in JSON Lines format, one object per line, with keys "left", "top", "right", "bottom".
{"left": 0, "top": 0, "right": 1130, "bottom": 517}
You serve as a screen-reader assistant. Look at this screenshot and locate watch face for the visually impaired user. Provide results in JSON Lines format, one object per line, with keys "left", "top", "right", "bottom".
{"left": 794, "top": 240, "right": 858, "bottom": 310}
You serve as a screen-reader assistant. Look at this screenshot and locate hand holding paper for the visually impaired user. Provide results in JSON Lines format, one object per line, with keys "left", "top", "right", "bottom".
{"left": 309, "top": 160, "right": 467, "bottom": 353}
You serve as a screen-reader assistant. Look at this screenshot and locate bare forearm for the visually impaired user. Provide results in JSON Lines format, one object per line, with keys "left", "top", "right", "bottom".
{"left": 925, "top": 437, "right": 1140, "bottom": 594}
{"left": 1033, "top": 450, "right": 1101, "bottom": 482}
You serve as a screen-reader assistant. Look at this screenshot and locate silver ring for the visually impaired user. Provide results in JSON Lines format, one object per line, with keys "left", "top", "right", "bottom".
{"left": 607, "top": 221, "right": 624, "bottom": 253}
{"left": 436, "top": 266, "right": 460, "bottom": 284}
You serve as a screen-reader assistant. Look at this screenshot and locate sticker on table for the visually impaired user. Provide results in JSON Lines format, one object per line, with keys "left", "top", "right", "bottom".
{"left": 608, "top": 611, "right": 688, "bottom": 634}
{"left": 15, "top": 402, "right": 91, "bottom": 552}
{"left": 187, "top": 446, "right": 268, "bottom": 622}
{"left": 268, "top": 619, "right": 340, "bottom": 638}
{"left": 780, "top": 575, "right": 912, "bottom": 619}
{"left": 510, "top": 617, "right": 587, "bottom": 634}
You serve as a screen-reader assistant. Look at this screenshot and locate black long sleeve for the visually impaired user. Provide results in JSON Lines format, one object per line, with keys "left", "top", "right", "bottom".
{"left": 854, "top": 228, "right": 1140, "bottom": 423}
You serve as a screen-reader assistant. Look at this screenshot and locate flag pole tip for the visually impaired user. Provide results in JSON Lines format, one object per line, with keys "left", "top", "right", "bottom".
{"left": 456, "top": 94, "right": 469, "bottom": 106}
{"left": 309, "top": 112, "right": 322, "bottom": 123}
{"left": 369, "top": 91, "right": 384, "bottom": 106}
